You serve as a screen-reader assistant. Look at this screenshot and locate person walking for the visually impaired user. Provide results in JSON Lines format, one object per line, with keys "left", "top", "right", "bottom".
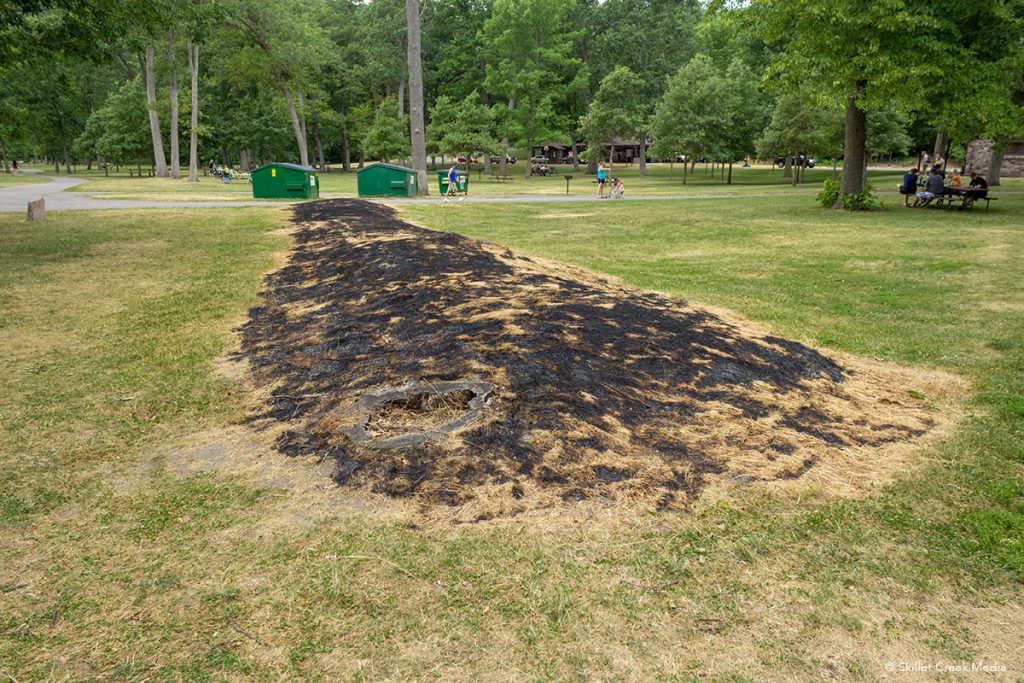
{"left": 443, "top": 163, "right": 463, "bottom": 203}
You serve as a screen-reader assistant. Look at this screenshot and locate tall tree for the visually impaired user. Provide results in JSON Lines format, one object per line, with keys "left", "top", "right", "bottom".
{"left": 578, "top": 66, "right": 645, "bottom": 170}
{"left": 142, "top": 45, "right": 169, "bottom": 177}
{"left": 754, "top": 0, "right": 950, "bottom": 206}
{"left": 406, "top": 0, "right": 429, "bottom": 194}
{"left": 482, "top": 0, "right": 578, "bottom": 178}
{"left": 167, "top": 30, "right": 181, "bottom": 179}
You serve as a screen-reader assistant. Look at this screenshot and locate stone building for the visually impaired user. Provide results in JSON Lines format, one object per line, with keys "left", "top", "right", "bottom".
{"left": 964, "top": 139, "right": 1024, "bottom": 177}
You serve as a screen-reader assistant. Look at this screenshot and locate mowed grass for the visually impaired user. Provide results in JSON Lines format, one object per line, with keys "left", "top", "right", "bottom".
{"left": 31, "top": 161, "right": 914, "bottom": 201}
{"left": 0, "top": 173, "right": 47, "bottom": 187}
{"left": 1, "top": 197, "right": 1022, "bottom": 681}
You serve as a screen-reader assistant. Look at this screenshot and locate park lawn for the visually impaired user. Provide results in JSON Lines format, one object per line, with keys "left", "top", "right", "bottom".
{"left": 0, "top": 173, "right": 47, "bottom": 187}
{"left": 44, "top": 162, "right": 912, "bottom": 201}
{"left": 1, "top": 198, "right": 1022, "bottom": 681}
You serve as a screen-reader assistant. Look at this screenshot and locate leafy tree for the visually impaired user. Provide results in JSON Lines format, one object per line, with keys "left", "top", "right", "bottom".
{"left": 363, "top": 98, "right": 409, "bottom": 163}
{"left": 652, "top": 54, "right": 758, "bottom": 184}
{"left": 578, "top": 66, "right": 645, "bottom": 169}
{"left": 481, "top": 0, "right": 578, "bottom": 177}
{"left": 751, "top": 0, "right": 1013, "bottom": 206}
{"left": 429, "top": 92, "right": 498, "bottom": 167}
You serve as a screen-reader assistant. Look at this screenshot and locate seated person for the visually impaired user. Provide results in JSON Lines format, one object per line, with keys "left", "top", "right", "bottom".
{"left": 899, "top": 167, "right": 919, "bottom": 206}
{"left": 961, "top": 172, "right": 988, "bottom": 208}
{"left": 611, "top": 177, "right": 625, "bottom": 199}
{"left": 948, "top": 169, "right": 962, "bottom": 188}
{"left": 913, "top": 169, "right": 945, "bottom": 207}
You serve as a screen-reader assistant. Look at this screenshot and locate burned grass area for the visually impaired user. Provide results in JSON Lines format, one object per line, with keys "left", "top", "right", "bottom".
{"left": 235, "top": 199, "right": 956, "bottom": 518}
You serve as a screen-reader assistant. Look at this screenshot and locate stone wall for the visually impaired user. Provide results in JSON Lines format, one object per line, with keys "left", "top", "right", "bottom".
{"left": 964, "top": 139, "right": 1024, "bottom": 177}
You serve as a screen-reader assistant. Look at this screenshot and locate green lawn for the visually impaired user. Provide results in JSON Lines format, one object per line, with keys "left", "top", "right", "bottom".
{"left": 0, "top": 173, "right": 47, "bottom": 187}
{"left": 1, "top": 198, "right": 1021, "bottom": 681}
{"left": 22, "top": 161, "right": 924, "bottom": 201}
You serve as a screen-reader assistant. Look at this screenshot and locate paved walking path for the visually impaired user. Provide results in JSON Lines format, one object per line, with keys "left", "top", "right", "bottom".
{"left": 0, "top": 175, "right": 281, "bottom": 213}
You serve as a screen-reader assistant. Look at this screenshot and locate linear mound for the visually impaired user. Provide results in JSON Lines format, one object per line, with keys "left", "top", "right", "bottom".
{"left": 236, "top": 199, "right": 955, "bottom": 517}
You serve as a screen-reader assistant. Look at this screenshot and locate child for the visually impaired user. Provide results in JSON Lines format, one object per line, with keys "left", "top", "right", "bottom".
{"left": 949, "top": 168, "right": 962, "bottom": 188}
{"left": 612, "top": 177, "right": 624, "bottom": 199}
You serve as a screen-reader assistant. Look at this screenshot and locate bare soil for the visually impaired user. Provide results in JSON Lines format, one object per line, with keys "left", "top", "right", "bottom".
{"left": 235, "top": 199, "right": 960, "bottom": 518}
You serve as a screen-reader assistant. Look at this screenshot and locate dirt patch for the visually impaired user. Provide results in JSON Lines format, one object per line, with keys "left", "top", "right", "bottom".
{"left": 234, "top": 199, "right": 962, "bottom": 518}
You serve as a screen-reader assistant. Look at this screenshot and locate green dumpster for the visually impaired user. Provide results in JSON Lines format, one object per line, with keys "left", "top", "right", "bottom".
{"left": 356, "top": 163, "right": 419, "bottom": 197}
{"left": 251, "top": 162, "right": 319, "bottom": 199}
{"left": 437, "top": 170, "right": 469, "bottom": 195}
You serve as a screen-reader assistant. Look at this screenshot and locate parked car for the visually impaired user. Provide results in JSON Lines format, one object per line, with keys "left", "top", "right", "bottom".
{"left": 456, "top": 155, "right": 480, "bottom": 164}
{"left": 529, "top": 155, "right": 548, "bottom": 164}
{"left": 775, "top": 155, "right": 816, "bottom": 168}
{"left": 489, "top": 154, "right": 517, "bottom": 164}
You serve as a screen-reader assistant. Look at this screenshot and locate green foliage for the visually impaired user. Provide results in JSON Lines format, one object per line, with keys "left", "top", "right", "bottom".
{"left": 428, "top": 92, "right": 498, "bottom": 159}
{"left": 578, "top": 66, "right": 646, "bottom": 162}
{"left": 652, "top": 54, "right": 765, "bottom": 162}
{"left": 817, "top": 178, "right": 879, "bottom": 211}
{"left": 362, "top": 98, "right": 409, "bottom": 162}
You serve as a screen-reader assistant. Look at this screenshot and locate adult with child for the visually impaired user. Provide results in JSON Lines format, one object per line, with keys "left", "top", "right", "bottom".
{"left": 899, "top": 167, "right": 919, "bottom": 207}
{"left": 596, "top": 161, "right": 608, "bottom": 198}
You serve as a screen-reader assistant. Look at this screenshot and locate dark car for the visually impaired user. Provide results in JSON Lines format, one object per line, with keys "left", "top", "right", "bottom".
{"left": 775, "top": 155, "right": 816, "bottom": 168}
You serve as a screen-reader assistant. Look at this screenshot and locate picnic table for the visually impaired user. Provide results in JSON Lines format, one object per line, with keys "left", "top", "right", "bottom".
{"left": 939, "top": 186, "right": 996, "bottom": 210}
{"left": 491, "top": 174, "right": 513, "bottom": 182}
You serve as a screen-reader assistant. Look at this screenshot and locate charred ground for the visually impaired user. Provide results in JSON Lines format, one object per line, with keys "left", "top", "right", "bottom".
{"left": 236, "top": 199, "right": 946, "bottom": 516}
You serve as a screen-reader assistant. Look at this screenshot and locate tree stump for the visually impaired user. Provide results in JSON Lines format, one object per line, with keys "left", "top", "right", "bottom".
{"left": 27, "top": 198, "right": 45, "bottom": 221}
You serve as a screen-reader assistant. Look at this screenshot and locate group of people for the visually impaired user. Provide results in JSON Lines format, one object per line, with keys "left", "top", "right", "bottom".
{"left": 208, "top": 159, "right": 235, "bottom": 183}
{"left": 900, "top": 165, "right": 988, "bottom": 209}
{"left": 596, "top": 162, "right": 625, "bottom": 199}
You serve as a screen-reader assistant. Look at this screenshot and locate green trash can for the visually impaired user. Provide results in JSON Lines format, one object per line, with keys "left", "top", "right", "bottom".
{"left": 437, "top": 170, "right": 469, "bottom": 195}
{"left": 356, "top": 163, "right": 419, "bottom": 197}
{"left": 251, "top": 162, "right": 319, "bottom": 199}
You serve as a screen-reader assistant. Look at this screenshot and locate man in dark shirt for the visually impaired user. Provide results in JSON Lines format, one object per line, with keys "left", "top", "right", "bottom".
{"left": 961, "top": 172, "right": 988, "bottom": 209}
{"left": 900, "top": 168, "right": 919, "bottom": 206}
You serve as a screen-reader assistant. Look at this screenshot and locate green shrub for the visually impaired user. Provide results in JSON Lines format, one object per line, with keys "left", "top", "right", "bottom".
{"left": 817, "top": 178, "right": 880, "bottom": 211}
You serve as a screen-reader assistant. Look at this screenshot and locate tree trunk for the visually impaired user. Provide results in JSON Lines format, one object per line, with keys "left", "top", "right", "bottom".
{"left": 638, "top": 138, "right": 647, "bottom": 177}
{"left": 500, "top": 98, "right": 513, "bottom": 177}
{"left": 281, "top": 81, "right": 310, "bottom": 167}
{"left": 0, "top": 141, "right": 8, "bottom": 174}
{"left": 791, "top": 151, "right": 799, "bottom": 186}
{"left": 314, "top": 123, "right": 325, "bottom": 172}
{"left": 60, "top": 126, "right": 71, "bottom": 174}
{"left": 397, "top": 72, "right": 406, "bottom": 118}
{"left": 484, "top": 155, "right": 492, "bottom": 175}
{"left": 987, "top": 141, "right": 1006, "bottom": 186}
{"left": 782, "top": 153, "right": 792, "bottom": 179}
{"left": 143, "top": 46, "right": 168, "bottom": 177}
{"left": 727, "top": 161, "right": 732, "bottom": 185}
{"left": 835, "top": 82, "right": 867, "bottom": 207}
{"left": 341, "top": 125, "right": 351, "bottom": 172}
{"left": 405, "top": 0, "right": 428, "bottom": 194}
{"left": 187, "top": 41, "right": 199, "bottom": 182}
{"left": 682, "top": 160, "right": 687, "bottom": 184}
{"left": 167, "top": 30, "right": 180, "bottom": 179}
{"left": 933, "top": 128, "right": 948, "bottom": 163}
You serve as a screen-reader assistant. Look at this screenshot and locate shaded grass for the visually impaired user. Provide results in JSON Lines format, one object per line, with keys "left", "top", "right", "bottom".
{"left": 1, "top": 197, "right": 1022, "bottom": 681}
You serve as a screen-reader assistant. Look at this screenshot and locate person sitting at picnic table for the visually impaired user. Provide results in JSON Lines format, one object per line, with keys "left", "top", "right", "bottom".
{"left": 960, "top": 172, "right": 988, "bottom": 209}
{"left": 899, "top": 167, "right": 919, "bottom": 206}
{"left": 948, "top": 168, "right": 962, "bottom": 188}
{"left": 913, "top": 168, "right": 945, "bottom": 207}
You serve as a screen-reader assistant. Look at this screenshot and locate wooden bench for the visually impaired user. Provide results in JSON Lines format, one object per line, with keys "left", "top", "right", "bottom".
{"left": 491, "top": 174, "right": 512, "bottom": 182}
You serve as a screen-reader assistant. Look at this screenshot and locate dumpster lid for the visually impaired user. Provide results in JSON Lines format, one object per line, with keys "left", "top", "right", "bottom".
{"left": 253, "top": 162, "right": 317, "bottom": 173}
{"left": 357, "top": 162, "right": 418, "bottom": 175}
